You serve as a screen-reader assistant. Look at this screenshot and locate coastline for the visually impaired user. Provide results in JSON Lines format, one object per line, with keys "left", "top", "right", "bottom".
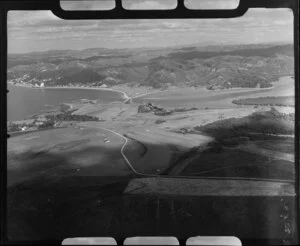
{"left": 9, "top": 83, "right": 273, "bottom": 96}
{"left": 61, "top": 103, "right": 73, "bottom": 111}
{"left": 8, "top": 84, "right": 130, "bottom": 100}
{"left": 8, "top": 75, "right": 291, "bottom": 105}
{"left": 8, "top": 83, "right": 166, "bottom": 101}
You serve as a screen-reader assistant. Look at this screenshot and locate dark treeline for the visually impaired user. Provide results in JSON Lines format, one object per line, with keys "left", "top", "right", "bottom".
{"left": 232, "top": 96, "right": 295, "bottom": 107}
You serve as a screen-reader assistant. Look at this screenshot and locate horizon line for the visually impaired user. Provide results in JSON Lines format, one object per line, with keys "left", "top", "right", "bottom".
{"left": 7, "top": 41, "right": 293, "bottom": 55}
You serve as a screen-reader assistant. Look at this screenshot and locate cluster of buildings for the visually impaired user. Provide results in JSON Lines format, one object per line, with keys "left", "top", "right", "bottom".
{"left": 7, "top": 116, "right": 57, "bottom": 133}
{"left": 33, "top": 82, "right": 45, "bottom": 88}
{"left": 8, "top": 73, "right": 51, "bottom": 88}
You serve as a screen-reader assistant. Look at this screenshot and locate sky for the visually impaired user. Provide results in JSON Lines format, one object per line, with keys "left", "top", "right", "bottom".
{"left": 7, "top": 0, "right": 294, "bottom": 54}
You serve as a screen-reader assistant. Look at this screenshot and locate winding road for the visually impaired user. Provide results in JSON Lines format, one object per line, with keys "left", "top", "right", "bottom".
{"left": 99, "top": 127, "right": 295, "bottom": 184}
{"left": 100, "top": 127, "right": 145, "bottom": 176}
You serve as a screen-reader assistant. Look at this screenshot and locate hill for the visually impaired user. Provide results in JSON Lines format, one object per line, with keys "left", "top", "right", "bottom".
{"left": 7, "top": 44, "right": 294, "bottom": 90}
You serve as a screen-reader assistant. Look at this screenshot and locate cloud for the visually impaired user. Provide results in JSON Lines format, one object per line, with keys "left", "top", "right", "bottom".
{"left": 7, "top": 8, "right": 294, "bottom": 53}
{"left": 8, "top": 11, "right": 60, "bottom": 28}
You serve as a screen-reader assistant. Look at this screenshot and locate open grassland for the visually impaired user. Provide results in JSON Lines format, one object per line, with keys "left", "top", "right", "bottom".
{"left": 7, "top": 126, "right": 133, "bottom": 187}
{"left": 157, "top": 107, "right": 258, "bottom": 130}
{"left": 124, "top": 126, "right": 212, "bottom": 174}
{"left": 8, "top": 118, "right": 213, "bottom": 187}
{"left": 125, "top": 126, "right": 212, "bottom": 151}
{"left": 173, "top": 108, "right": 295, "bottom": 180}
{"left": 74, "top": 121, "right": 213, "bottom": 175}
{"left": 194, "top": 109, "right": 294, "bottom": 140}
{"left": 254, "top": 139, "right": 294, "bottom": 154}
{"left": 180, "top": 147, "right": 294, "bottom": 180}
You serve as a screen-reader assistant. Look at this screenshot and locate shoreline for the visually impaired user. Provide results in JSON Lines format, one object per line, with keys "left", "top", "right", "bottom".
{"left": 7, "top": 82, "right": 275, "bottom": 99}
{"left": 8, "top": 83, "right": 131, "bottom": 101}
{"left": 62, "top": 103, "right": 73, "bottom": 111}
{"left": 8, "top": 79, "right": 282, "bottom": 101}
{"left": 7, "top": 76, "right": 291, "bottom": 117}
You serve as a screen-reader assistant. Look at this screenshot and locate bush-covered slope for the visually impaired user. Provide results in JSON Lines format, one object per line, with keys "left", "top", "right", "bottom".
{"left": 8, "top": 44, "right": 294, "bottom": 89}
{"left": 193, "top": 108, "right": 294, "bottom": 141}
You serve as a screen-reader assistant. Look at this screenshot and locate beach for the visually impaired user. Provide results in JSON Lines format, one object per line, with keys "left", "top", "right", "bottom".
{"left": 8, "top": 82, "right": 166, "bottom": 100}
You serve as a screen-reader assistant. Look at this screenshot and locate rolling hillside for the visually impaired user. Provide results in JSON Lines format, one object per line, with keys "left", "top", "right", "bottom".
{"left": 7, "top": 44, "right": 294, "bottom": 90}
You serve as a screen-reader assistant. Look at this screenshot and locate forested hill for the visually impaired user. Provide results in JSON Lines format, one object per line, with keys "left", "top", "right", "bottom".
{"left": 8, "top": 43, "right": 294, "bottom": 90}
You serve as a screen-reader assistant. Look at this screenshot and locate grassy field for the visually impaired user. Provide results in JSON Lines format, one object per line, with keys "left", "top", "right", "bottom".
{"left": 7, "top": 126, "right": 132, "bottom": 187}
{"left": 179, "top": 148, "right": 294, "bottom": 180}
{"left": 254, "top": 139, "right": 294, "bottom": 154}
{"left": 194, "top": 109, "right": 294, "bottom": 140}
{"left": 172, "top": 107, "right": 295, "bottom": 180}
{"left": 124, "top": 127, "right": 212, "bottom": 174}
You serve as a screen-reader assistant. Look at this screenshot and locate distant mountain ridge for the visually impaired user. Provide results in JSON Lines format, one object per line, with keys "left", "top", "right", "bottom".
{"left": 7, "top": 43, "right": 294, "bottom": 90}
